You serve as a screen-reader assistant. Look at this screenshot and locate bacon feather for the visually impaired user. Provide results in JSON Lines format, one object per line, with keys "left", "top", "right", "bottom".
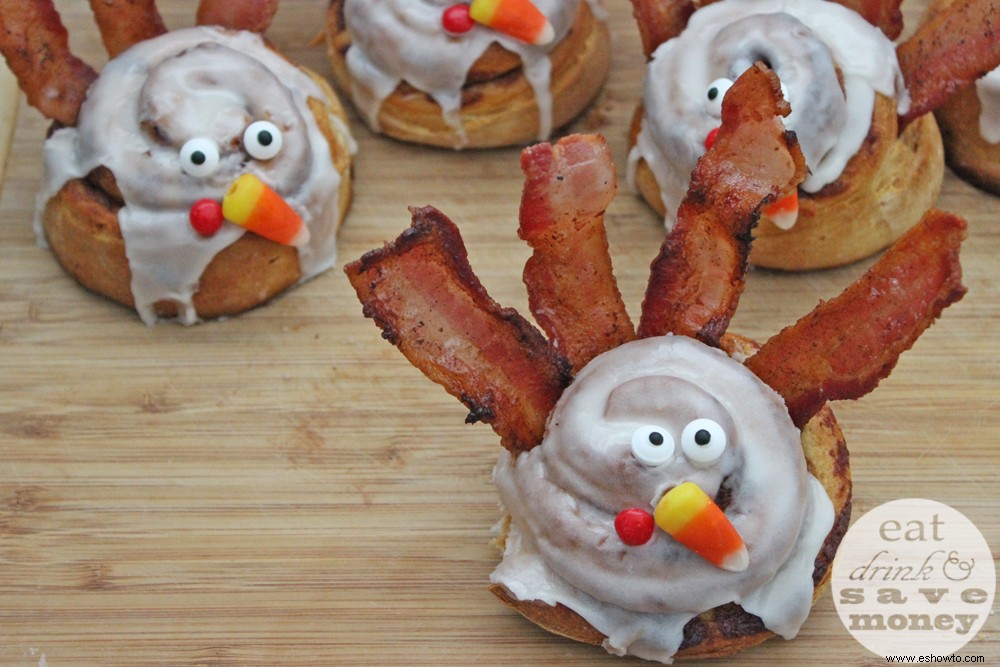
{"left": 196, "top": 0, "right": 279, "bottom": 33}
{"left": 88, "top": 0, "right": 166, "bottom": 58}
{"left": 345, "top": 206, "right": 572, "bottom": 455}
{"left": 0, "top": 0, "right": 98, "bottom": 126}
{"left": 746, "top": 210, "right": 967, "bottom": 429}
{"left": 519, "top": 134, "right": 635, "bottom": 372}
{"left": 629, "top": 0, "right": 695, "bottom": 58}
{"left": 637, "top": 63, "right": 807, "bottom": 345}
{"left": 897, "top": 0, "right": 1000, "bottom": 128}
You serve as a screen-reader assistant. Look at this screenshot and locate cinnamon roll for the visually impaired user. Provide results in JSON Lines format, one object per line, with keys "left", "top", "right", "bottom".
{"left": 627, "top": 0, "right": 944, "bottom": 270}
{"left": 325, "top": 0, "right": 610, "bottom": 148}
{"left": 36, "top": 27, "right": 354, "bottom": 324}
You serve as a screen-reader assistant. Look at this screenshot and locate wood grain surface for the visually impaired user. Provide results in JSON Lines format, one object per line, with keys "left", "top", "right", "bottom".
{"left": 0, "top": 2, "right": 996, "bottom": 666}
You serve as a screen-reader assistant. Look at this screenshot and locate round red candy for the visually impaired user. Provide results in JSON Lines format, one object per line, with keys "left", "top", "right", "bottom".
{"left": 189, "top": 198, "right": 224, "bottom": 237}
{"left": 704, "top": 127, "right": 720, "bottom": 150}
{"left": 614, "top": 508, "right": 655, "bottom": 546}
{"left": 442, "top": 4, "right": 474, "bottom": 34}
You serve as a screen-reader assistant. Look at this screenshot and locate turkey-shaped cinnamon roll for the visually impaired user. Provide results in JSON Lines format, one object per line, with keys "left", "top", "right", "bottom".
{"left": 324, "top": 0, "right": 610, "bottom": 149}
{"left": 0, "top": 0, "right": 355, "bottom": 324}
{"left": 628, "top": 0, "right": 997, "bottom": 270}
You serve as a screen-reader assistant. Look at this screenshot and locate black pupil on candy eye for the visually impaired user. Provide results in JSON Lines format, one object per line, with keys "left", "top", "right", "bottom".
{"left": 648, "top": 431, "right": 664, "bottom": 446}
{"left": 695, "top": 429, "right": 711, "bottom": 446}
{"left": 257, "top": 130, "right": 273, "bottom": 147}
{"left": 191, "top": 151, "right": 206, "bottom": 165}
{"left": 707, "top": 87, "right": 719, "bottom": 101}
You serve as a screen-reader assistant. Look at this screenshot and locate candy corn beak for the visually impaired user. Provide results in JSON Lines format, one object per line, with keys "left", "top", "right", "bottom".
{"left": 222, "top": 173, "right": 309, "bottom": 247}
{"left": 469, "top": 0, "right": 554, "bottom": 45}
{"left": 762, "top": 189, "right": 799, "bottom": 231}
{"left": 653, "top": 481, "right": 749, "bottom": 572}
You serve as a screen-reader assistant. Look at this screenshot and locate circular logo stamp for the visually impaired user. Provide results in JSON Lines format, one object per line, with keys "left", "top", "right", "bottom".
{"left": 832, "top": 499, "right": 995, "bottom": 657}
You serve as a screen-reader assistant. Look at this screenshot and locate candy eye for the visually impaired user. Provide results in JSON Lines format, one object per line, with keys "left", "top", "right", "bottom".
{"left": 681, "top": 419, "right": 727, "bottom": 465}
{"left": 631, "top": 425, "right": 676, "bottom": 466}
{"left": 179, "top": 137, "right": 221, "bottom": 178}
{"left": 705, "top": 78, "right": 733, "bottom": 117}
{"left": 243, "top": 121, "right": 283, "bottom": 160}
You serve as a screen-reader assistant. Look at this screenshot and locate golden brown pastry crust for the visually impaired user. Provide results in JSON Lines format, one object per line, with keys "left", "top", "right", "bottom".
{"left": 324, "top": 0, "right": 611, "bottom": 148}
{"left": 489, "top": 333, "right": 852, "bottom": 660}
{"left": 629, "top": 95, "right": 945, "bottom": 270}
{"left": 40, "top": 69, "right": 353, "bottom": 322}
{"left": 934, "top": 83, "right": 1000, "bottom": 195}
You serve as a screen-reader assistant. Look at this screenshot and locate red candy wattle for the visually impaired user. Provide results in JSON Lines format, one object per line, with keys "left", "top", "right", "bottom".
{"left": 442, "top": 4, "right": 475, "bottom": 34}
{"left": 189, "top": 198, "right": 224, "bottom": 237}
{"left": 704, "top": 127, "right": 720, "bottom": 150}
{"left": 614, "top": 508, "right": 655, "bottom": 546}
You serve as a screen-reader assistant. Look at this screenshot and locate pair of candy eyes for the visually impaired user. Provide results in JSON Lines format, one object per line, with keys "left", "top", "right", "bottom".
{"left": 179, "top": 120, "right": 283, "bottom": 178}
{"left": 631, "top": 419, "right": 727, "bottom": 466}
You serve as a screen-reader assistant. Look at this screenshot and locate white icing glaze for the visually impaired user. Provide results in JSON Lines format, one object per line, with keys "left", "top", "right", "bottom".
{"left": 627, "top": 0, "right": 907, "bottom": 227}
{"left": 36, "top": 26, "right": 353, "bottom": 325}
{"left": 976, "top": 67, "right": 1000, "bottom": 144}
{"left": 342, "top": 0, "right": 598, "bottom": 147}
{"left": 491, "top": 335, "right": 834, "bottom": 662}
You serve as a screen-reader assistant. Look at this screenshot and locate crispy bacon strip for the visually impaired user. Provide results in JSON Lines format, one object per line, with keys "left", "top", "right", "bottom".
{"left": 897, "top": 0, "right": 1000, "bottom": 128}
{"left": 637, "top": 63, "right": 807, "bottom": 345}
{"left": 0, "top": 0, "right": 98, "bottom": 126}
{"left": 196, "top": 0, "right": 279, "bottom": 33}
{"left": 746, "top": 210, "right": 967, "bottom": 428}
{"left": 519, "top": 135, "right": 635, "bottom": 373}
{"left": 832, "top": 0, "right": 904, "bottom": 38}
{"left": 88, "top": 0, "right": 166, "bottom": 58}
{"left": 345, "top": 206, "right": 571, "bottom": 455}
{"left": 629, "top": 0, "right": 695, "bottom": 58}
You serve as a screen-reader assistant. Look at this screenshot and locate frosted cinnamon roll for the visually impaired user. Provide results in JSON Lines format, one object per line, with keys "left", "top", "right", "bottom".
{"left": 325, "top": 0, "right": 610, "bottom": 148}
{"left": 0, "top": 2, "right": 354, "bottom": 324}
{"left": 627, "top": 0, "right": 944, "bottom": 270}
{"left": 492, "top": 334, "right": 836, "bottom": 662}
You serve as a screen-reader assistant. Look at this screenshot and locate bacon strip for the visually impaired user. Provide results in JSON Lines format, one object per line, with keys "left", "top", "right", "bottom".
{"left": 629, "top": 0, "right": 695, "bottom": 58}
{"left": 345, "top": 206, "right": 571, "bottom": 455}
{"left": 637, "top": 63, "right": 807, "bottom": 345}
{"left": 196, "top": 0, "right": 279, "bottom": 33}
{"left": 519, "top": 135, "right": 634, "bottom": 372}
{"left": 746, "top": 210, "right": 967, "bottom": 428}
{"left": 832, "top": 0, "right": 904, "bottom": 39}
{"left": 897, "top": 0, "right": 1000, "bottom": 128}
{"left": 0, "top": 0, "right": 98, "bottom": 126}
{"left": 88, "top": 0, "right": 166, "bottom": 58}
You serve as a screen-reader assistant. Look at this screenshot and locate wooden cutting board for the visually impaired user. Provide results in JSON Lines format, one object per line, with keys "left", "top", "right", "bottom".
{"left": 0, "top": 2, "right": 995, "bottom": 666}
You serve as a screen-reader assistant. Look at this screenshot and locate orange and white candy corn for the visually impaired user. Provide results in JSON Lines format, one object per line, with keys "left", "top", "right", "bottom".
{"left": 653, "top": 481, "right": 749, "bottom": 572}
{"left": 763, "top": 189, "right": 799, "bottom": 230}
{"left": 222, "top": 173, "right": 309, "bottom": 247}
{"left": 469, "top": 0, "right": 554, "bottom": 45}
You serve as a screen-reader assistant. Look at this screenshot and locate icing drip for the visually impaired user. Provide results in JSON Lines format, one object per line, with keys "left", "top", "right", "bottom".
{"left": 491, "top": 335, "right": 834, "bottom": 662}
{"left": 37, "top": 27, "right": 351, "bottom": 325}
{"left": 627, "top": 0, "right": 906, "bottom": 227}
{"left": 976, "top": 67, "right": 1000, "bottom": 144}
{"left": 342, "top": 0, "right": 585, "bottom": 147}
